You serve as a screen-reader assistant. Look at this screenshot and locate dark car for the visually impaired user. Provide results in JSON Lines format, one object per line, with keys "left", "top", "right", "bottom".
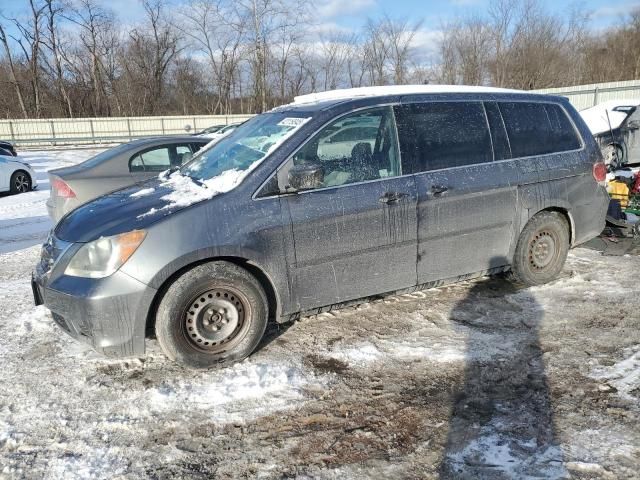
{"left": 580, "top": 100, "right": 640, "bottom": 169}
{"left": 47, "top": 136, "right": 210, "bottom": 222}
{"left": 0, "top": 140, "right": 17, "bottom": 157}
{"left": 32, "top": 86, "right": 609, "bottom": 368}
{"left": 196, "top": 124, "right": 225, "bottom": 136}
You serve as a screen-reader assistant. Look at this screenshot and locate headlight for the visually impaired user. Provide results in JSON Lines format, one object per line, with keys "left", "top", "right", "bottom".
{"left": 65, "top": 230, "right": 146, "bottom": 278}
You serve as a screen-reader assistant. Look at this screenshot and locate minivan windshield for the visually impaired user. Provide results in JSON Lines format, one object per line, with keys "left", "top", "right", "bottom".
{"left": 182, "top": 113, "right": 311, "bottom": 181}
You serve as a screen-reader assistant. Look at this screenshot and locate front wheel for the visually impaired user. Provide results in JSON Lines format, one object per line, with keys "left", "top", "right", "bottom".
{"left": 10, "top": 171, "right": 31, "bottom": 194}
{"left": 510, "top": 211, "right": 570, "bottom": 287}
{"left": 155, "top": 261, "right": 269, "bottom": 368}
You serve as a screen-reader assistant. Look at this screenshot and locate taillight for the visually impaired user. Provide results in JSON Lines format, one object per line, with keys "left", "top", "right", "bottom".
{"left": 52, "top": 178, "right": 76, "bottom": 198}
{"left": 593, "top": 161, "right": 607, "bottom": 186}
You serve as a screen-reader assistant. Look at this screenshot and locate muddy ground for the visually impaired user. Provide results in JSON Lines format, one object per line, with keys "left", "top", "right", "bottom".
{"left": 0, "top": 245, "right": 638, "bottom": 479}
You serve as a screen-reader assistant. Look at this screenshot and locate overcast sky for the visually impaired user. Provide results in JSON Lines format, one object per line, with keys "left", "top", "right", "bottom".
{"left": 1, "top": 0, "right": 639, "bottom": 59}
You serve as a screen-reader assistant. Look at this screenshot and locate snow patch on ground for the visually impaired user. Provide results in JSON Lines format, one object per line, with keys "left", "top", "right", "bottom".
{"left": 150, "top": 362, "right": 326, "bottom": 424}
{"left": 331, "top": 339, "right": 467, "bottom": 366}
{"left": 17, "top": 305, "right": 51, "bottom": 334}
{"left": 42, "top": 449, "right": 130, "bottom": 480}
{"left": 331, "top": 343, "right": 382, "bottom": 365}
{"left": 0, "top": 148, "right": 104, "bottom": 253}
{"left": 590, "top": 345, "right": 640, "bottom": 400}
{"left": 446, "top": 428, "right": 567, "bottom": 479}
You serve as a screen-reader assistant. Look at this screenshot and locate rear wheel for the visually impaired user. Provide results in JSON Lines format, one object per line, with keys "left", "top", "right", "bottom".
{"left": 510, "top": 211, "right": 570, "bottom": 286}
{"left": 10, "top": 171, "right": 31, "bottom": 194}
{"left": 603, "top": 144, "right": 623, "bottom": 171}
{"left": 155, "top": 261, "right": 268, "bottom": 368}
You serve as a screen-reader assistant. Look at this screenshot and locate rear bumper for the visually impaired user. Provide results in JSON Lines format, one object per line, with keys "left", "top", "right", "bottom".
{"left": 32, "top": 268, "right": 157, "bottom": 358}
{"left": 572, "top": 185, "right": 610, "bottom": 246}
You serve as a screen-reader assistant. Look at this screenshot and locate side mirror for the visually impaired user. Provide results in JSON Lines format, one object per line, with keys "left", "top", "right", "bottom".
{"left": 627, "top": 120, "right": 640, "bottom": 129}
{"left": 287, "top": 163, "right": 324, "bottom": 191}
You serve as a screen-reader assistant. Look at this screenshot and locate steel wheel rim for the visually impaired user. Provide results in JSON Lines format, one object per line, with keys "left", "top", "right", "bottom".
{"left": 604, "top": 145, "right": 622, "bottom": 167}
{"left": 14, "top": 174, "right": 29, "bottom": 192}
{"left": 182, "top": 287, "right": 250, "bottom": 353}
{"left": 528, "top": 230, "right": 558, "bottom": 271}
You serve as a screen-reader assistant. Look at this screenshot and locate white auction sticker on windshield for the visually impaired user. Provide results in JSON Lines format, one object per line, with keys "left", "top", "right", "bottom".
{"left": 278, "top": 117, "right": 310, "bottom": 127}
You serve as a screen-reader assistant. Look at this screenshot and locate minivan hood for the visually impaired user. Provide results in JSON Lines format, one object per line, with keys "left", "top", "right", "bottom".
{"left": 55, "top": 178, "right": 189, "bottom": 242}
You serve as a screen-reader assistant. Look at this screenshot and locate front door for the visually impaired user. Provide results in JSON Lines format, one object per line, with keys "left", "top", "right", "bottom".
{"left": 280, "top": 106, "right": 418, "bottom": 311}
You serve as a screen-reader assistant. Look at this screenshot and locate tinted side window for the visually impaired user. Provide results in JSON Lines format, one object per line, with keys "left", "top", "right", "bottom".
{"left": 498, "top": 102, "right": 581, "bottom": 158}
{"left": 484, "top": 101, "right": 511, "bottom": 161}
{"left": 292, "top": 107, "right": 401, "bottom": 188}
{"left": 394, "top": 102, "right": 492, "bottom": 173}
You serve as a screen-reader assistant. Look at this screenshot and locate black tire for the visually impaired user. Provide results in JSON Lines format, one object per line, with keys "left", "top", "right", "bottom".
{"left": 10, "top": 170, "right": 31, "bottom": 194}
{"left": 603, "top": 144, "right": 624, "bottom": 171}
{"left": 155, "top": 261, "right": 269, "bottom": 368}
{"left": 509, "top": 211, "right": 570, "bottom": 287}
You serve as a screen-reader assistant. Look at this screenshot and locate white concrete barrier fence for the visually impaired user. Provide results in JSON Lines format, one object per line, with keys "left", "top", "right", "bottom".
{"left": 3, "top": 79, "right": 640, "bottom": 147}
{"left": 0, "top": 114, "right": 255, "bottom": 148}
{"left": 534, "top": 79, "right": 640, "bottom": 111}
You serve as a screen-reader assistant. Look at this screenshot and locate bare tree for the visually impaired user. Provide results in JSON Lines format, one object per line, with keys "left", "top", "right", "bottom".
{"left": 42, "top": 0, "right": 73, "bottom": 117}
{"left": 380, "top": 15, "right": 424, "bottom": 84}
{"left": 318, "top": 33, "right": 350, "bottom": 90}
{"left": 0, "top": 0, "right": 638, "bottom": 119}
{"left": 1, "top": 0, "right": 47, "bottom": 117}
{"left": 66, "top": 0, "right": 115, "bottom": 115}
{"left": 125, "top": 0, "right": 181, "bottom": 114}
{"left": 0, "top": 23, "right": 29, "bottom": 118}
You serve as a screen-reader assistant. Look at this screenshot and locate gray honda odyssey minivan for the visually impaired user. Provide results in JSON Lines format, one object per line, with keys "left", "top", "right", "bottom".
{"left": 32, "top": 86, "right": 609, "bottom": 368}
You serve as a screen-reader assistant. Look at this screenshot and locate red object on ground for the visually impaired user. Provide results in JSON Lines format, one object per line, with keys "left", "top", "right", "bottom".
{"left": 632, "top": 172, "right": 640, "bottom": 194}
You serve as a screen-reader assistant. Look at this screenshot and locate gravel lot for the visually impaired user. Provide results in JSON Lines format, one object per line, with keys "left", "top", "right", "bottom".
{"left": 0, "top": 244, "right": 638, "bottom": 479}
{"left": 0, "top": 149, "right": 638, "bottom": 479}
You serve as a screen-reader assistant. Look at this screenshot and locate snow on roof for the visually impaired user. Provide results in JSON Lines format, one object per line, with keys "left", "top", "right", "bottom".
{"left": 579, "top": 99, "right": 640, "bottom": 135}
{"left": 292, "top": 85, "right": 525, "bottom": 105}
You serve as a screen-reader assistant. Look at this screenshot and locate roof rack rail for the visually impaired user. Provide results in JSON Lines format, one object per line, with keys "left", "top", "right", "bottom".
{"left": 292, "top": 85, "right": 524, "bottom": 105}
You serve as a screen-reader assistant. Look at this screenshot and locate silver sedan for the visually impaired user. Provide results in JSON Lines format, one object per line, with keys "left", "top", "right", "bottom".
{"left": 47, "top": 136, "right": 210, "bottom": 222}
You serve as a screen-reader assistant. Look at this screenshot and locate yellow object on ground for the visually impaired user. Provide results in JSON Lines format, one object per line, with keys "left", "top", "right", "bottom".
{"left": 608, "top": 180, "right": 630, "bottom": 208}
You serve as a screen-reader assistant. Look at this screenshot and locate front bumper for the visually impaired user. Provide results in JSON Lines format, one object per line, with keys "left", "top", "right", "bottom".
{"left": 32, "top": 261, "right": 157, "bottom": 358}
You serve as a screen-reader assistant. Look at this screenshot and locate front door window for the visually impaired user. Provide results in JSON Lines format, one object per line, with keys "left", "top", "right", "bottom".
{"left": 289, "top": 107, "right": 401, "bottom": 189}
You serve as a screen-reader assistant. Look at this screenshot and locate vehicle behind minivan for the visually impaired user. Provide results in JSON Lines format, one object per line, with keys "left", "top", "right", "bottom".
{"left": 32, "top": 86, "right": 609, "bottom": 368}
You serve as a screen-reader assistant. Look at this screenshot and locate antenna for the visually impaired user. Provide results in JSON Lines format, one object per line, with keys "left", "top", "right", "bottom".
{"left": 605, "top": 109, "right": 620, "bottom": 169}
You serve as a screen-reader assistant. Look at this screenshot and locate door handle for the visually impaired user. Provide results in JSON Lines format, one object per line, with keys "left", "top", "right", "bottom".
{"left": 379, "top": 192, "right": 408, "bottom": 204}
{"left": 430, "top": 185, "right": 449, "bottom": 196}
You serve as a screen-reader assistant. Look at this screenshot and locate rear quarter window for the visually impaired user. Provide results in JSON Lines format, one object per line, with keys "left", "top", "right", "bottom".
{"left": 498, "top": 102, "right": 582, "bottom": 158}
